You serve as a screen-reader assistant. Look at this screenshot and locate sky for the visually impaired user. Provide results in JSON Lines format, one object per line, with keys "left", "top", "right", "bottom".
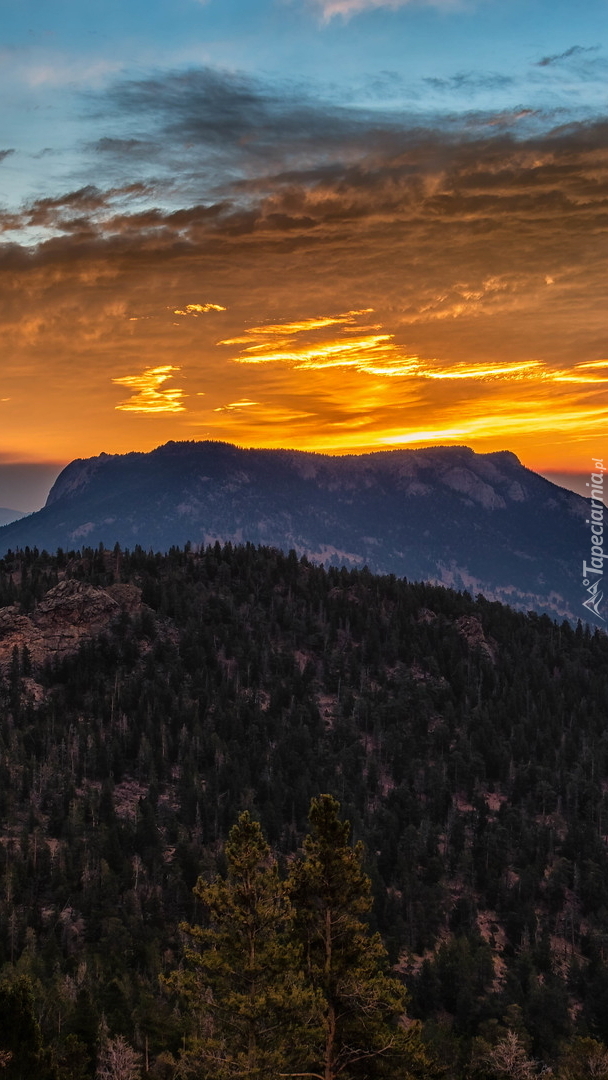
{"left": 1, "top": 0, "right": 607, "bottom": 509}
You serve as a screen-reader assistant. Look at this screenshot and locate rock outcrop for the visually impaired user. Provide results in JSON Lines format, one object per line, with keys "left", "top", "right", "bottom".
{"left": 0, "top": 578, "right": 143, "bottom": 672}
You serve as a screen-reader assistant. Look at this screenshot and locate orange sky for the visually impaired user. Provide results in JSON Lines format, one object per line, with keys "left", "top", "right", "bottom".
{"left": 1, "top": 97, "right": 607, "bottom": 487}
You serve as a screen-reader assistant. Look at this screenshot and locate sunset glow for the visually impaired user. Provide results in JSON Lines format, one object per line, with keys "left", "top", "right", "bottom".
{"left": 1, "top": 0, "right": 606, "bottom": 507}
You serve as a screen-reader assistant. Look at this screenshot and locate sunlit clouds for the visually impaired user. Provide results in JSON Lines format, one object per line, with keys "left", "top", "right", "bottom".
{"left": 220, "top": 313, "right": 606, "bottom": 389}
{"left": 173, "top": 303, "right": 227, "bottom": 316}
{"left": 213, "top": 400, "right": 260, "bottom": 412}
{"left": 219, "top": 313, "right": 374, "bottom": 343}
{"left": 0, "top": 61, "right": 607, "bottom": 476}
{"left": 221, "top": 311, "right": 405, "bottom": 375}
{"left": 199, "top": 310, "right": 608, "bottom": 457}
{"left": 113, "top": 366, "right": 186, "bottom": 413}
{"left": 425, "top": 362, "right": 542, "bottom": 380}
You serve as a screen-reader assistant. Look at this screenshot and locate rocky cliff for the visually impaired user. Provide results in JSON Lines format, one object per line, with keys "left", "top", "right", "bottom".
{"left": 0, "top": 578, "right": 144, "bottom": 674}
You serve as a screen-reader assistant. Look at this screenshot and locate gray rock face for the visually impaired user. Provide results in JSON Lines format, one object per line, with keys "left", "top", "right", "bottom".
{"left": 0, "top": 441, "right": 592, "bottom": 620}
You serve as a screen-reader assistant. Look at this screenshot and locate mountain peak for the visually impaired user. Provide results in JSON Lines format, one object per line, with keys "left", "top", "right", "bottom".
{"left": 1, "top": 441, "right": 591, "bottom": 622}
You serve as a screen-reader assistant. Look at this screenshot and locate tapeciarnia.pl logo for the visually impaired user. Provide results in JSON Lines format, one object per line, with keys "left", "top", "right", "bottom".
{"left": 582, "top": 459, "right": 606, "bottom": 622}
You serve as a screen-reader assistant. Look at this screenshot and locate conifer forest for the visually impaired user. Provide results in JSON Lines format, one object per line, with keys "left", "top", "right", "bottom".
{"left": 1, "top": 542, "right": 608, "bottom": 1078}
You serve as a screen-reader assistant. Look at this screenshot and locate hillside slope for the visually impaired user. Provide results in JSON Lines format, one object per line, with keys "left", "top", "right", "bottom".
{"left": 0, "top": 508, "right": 27, "bottom": 527}
{"left": 1, "top": 544, "right": 608, "bottom": 1075}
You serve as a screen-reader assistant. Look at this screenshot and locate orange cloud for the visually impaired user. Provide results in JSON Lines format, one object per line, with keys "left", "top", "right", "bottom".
{"left": 113, "top": 366, "right": 186, "bottom": 413}
{"left": 574, "top": 359, "right": 608, "bottom": 370}
{"left": 425, "top": 361, "right": 542, "bottom": 380}
{"left": 232, "top": 333, "right": 420, "bottom": 375}
{"left": 213, "top": 399, "right": 260, "bottom": 412}
{"left": 173, "top": 303, "right": 227, "bottom": 316}
{"left": 218, "top": 311, "right": 373, "bottom": 345}
{"left": 1, "top": 109, "right": 607, "bottom": 474}
{"left": 182, "top": 309, "right": 607, "bottom": 462}
{"left": 221, "top": 312, "right": 606, "bottom": 388}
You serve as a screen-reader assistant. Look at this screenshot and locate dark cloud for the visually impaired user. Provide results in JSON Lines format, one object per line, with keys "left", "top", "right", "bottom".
{"left": 2, "top": 111, "right": 607, "bottom": 258}
{"left": 0, "top": 149, "right": 15, "bottom": 163}
{"left": 93, "top": 137, "right": 159, "bottom": 157}
{"left": 0, "top": 113, "right": 606, "bottom": 365}
{"left": 424, "top": 72, "right": 515, "bottom": 92}
{"left": 27, "top": 185, "right": 117, "bottom": 217}
{"left": 0, "top": 67, "right": 606, "bottom": 378}
{"left": 103, "top": 68, "right": 329, "bottom": 148}
{"left": 0, "top": 182, "right": 159, "bottom": 234}
{"left": 90, "top": 66, "right": 415, "bottom": 185}
{"left": 88, "top": 65, "right": 596, "bottom": 196}
{"left": 76, "top": 65, "right": 581, "bottom": 235}
{"left": 536, "top": 45, "right": 600, "bottom": 67}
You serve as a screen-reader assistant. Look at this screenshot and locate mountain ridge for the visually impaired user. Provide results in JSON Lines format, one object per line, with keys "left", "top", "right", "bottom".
{"left": 0, "top": 440, "right": 591, "bottom": 622}
{"left": 0, "top": 507, "right": 27, "bottom": 527}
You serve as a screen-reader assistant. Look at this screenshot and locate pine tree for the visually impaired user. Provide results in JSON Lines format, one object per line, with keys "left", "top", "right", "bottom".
{"left": 0, "top": 976, "right": 55, "bottom": 1080}
{"left": 169, "top": 811, "right": 318, "bottom": 1079}
{"left": 52, "top": 1035, "right": 90, "bottom": 1080}
{"left": 558, "top": 1036, "right": 608, "bottom": 1080}
{"left": 285, "top": 794, "right": 434, "bottom": 1080}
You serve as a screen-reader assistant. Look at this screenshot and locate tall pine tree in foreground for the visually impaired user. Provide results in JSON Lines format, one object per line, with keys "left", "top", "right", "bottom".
{"left": 168, "top": 811, "right": 318, "bottom": 1079}
{"left": 169, "top": 797, "right": 436, "bottom": 1079}
{"left": 286, "top": 794, "right": 434, "bottom": 1080}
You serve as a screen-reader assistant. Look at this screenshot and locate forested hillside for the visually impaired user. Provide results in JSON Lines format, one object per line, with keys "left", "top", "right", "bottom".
{"left": 1, "top": 542, "right": 608, "bottom": 1078}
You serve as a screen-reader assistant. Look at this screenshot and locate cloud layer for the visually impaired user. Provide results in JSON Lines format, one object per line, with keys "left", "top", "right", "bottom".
{"left": 1, "top": 66, "right": 607, "bottom": 469}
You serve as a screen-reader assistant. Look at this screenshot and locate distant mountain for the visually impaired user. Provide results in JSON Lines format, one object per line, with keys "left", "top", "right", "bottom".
{"left": 0, "top": 507, "right": 27, "bottom": 526}
{"left": 0, "top": 440, "right": 591, "bottom": 621}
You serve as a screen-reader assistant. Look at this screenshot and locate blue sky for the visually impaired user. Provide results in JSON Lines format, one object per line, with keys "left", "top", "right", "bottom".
{"left": 1, "top": 0, "right": 607, "bottom": 509}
